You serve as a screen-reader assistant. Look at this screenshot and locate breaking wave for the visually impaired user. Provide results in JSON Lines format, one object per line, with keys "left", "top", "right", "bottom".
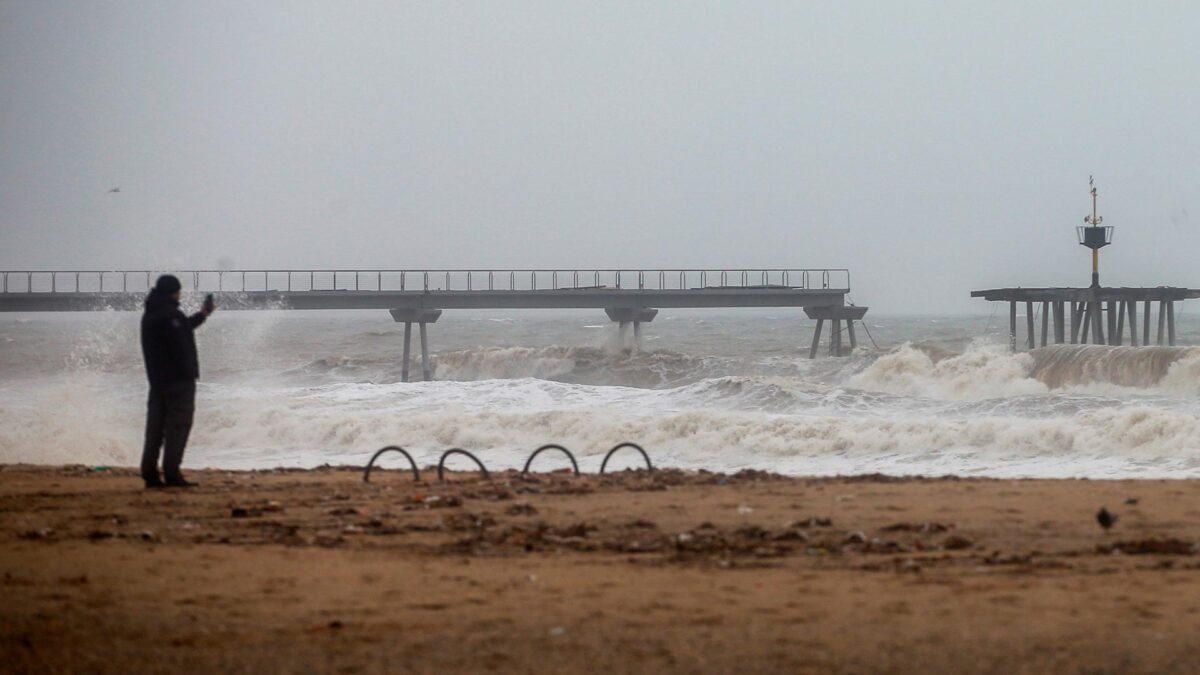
{"left": 4, "top": 313, "right": 1200, "bottom": 478}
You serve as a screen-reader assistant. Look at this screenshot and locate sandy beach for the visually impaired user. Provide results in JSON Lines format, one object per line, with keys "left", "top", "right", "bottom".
{"left": 2, "top": 464, "right": 1199, "bottom": 673}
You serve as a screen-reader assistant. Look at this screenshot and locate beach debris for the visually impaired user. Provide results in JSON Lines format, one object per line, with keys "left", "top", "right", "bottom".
{"left": 1124, "top": 497, "right": 1139, "bottom": 505}
{"left": 505, "top": 502, "right": 538, "bottom": 516}
{"left": 942, "top": 534, "right": 974, "bottom": 550}
{"left": 1096, "top": 538, "right": 1197, "bottom": 556}
{"left": 87, "top": 530, "right": 115, "bottom": 540}
{"left": 549, "top": 626, "right": 566, "bottom": 637}
{"left": 139, "top": 530, "right": 157, "bottom": 542}
{"left": 843, "top": 532, "right": 868, "bottom": 545}
{"left": 790, "top": 516, "right": 833, "bottom": 528}
{"left": 231, "top": 506, "right": 262, "bottom": 518}
{"left": 880, "top": 521, "right": 951, "bottom": 533}
{"left": 404, "top": 494, "right": 463, "bottom": 509}
{"left": 736, "top": 504, "right": 754, "bottom": 515}
{"left": 1096, "top": 507, "right": 1118, "bottom": 531}
{"left": 18, "top": 528, "right": 54, "bottom": 540}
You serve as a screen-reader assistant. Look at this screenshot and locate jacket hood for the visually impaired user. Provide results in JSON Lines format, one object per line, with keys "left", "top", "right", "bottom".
{"left": 144, "top": 288, "right": 180, "bottom": 311}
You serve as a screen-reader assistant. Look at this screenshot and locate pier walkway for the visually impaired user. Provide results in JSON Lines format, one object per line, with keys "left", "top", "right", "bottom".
{"left": 0, "top": 268, "right": 867, "bottom": 378}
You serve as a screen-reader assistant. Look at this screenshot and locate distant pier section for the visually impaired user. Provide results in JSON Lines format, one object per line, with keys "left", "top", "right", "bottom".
{"left": 973, "top": 179, "right": 1197, "bottom": 349}
{"left": 0, "top": 267, "right": 868, "bottom": 378}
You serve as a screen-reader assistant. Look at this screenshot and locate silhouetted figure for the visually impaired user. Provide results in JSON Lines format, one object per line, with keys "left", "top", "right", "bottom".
{"left": 140, "top": 275, "right": 214, "bottom": 488}
{"left": 108, "top": 187, "right": 120, "bottom": 193}
{"left": 1096, "top": 507, "right": 1118, "bottom": 531}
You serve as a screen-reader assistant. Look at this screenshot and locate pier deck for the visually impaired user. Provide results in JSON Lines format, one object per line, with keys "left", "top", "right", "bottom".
{"left": 971, "top": 286, "right": 1199, "bottom": 349}
{"left": 1, "top": 268, "right": 868, "bottom": 377}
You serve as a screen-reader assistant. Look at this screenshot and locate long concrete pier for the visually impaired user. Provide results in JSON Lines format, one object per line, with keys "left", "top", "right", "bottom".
{"left": 971, "top": 286, "right": 1199, "bottom": 350}
{"left": 0, "top": 268, "right": 868, "bottom": 378}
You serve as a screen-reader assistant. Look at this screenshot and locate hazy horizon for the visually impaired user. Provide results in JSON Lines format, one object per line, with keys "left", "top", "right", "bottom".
{"left": 3, "top": 1, "right": 1198, "bottom": 313}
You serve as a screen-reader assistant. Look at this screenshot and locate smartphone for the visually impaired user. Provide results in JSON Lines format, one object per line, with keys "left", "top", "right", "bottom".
{"left": 204, "top": 293, "right": 215, "bottom": 311}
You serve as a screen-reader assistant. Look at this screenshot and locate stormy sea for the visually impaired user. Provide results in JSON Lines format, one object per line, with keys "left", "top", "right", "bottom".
{"left": 2, "top": 308, "right": 1199, "bottom": 478}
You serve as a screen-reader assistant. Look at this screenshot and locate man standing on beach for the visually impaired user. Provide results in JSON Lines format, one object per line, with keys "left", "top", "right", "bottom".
{"left": 140, "top": 274, "right": 215, "bottom": 488}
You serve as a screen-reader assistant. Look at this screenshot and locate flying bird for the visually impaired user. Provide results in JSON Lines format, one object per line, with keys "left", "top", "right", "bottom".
{"left": 108, "top": 187, "right": 120, "bottom": 193}
{"left": 1096, "top": 507, "right": 1118, "bottom": 531}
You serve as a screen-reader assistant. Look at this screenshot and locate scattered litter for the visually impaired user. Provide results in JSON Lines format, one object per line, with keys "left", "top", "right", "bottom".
{"left": 943, "top": 534, "right": 974, "bottom": 551}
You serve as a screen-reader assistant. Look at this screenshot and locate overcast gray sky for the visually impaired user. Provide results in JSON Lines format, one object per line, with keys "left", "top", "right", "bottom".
{"left": 1, "top": 1, "right": 1197, "bottom": 312}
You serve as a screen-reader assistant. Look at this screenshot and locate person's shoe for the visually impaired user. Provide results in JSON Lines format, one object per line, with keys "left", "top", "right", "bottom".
{"left": 164, "top": 476, "right": 198, "bottom": 488}
{"left": 144, "top": 477, "right": 166, "bottom": 489}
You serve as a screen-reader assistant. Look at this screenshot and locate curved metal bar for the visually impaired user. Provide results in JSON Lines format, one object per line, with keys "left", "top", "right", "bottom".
{"left": 522, "top": 444, "right": 580, "bottom": 476}
{"left": 362, "top": 445, "right": 421, "bottom": 483}
{"left": 437, "top": 448, "right": 490, "bottom": 482}
{"left": 599, "top": 442, "right": 654, "bottom": 474}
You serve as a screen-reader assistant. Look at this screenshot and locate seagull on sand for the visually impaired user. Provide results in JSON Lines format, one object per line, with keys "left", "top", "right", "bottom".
{"left": 1096, "top": 507, "right": 1118, "bottom": 531}
{"left": 108, "top": 187, "right": 120, "bottom": 193}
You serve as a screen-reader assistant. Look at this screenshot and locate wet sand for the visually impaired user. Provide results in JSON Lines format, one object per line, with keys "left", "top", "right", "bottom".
{"left": 2, "top": 464, "right": 1199, "bottom": 674}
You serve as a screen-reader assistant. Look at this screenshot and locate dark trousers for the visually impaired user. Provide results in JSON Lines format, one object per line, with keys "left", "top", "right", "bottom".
{"left": 141, "top": 380, "right": 196, "bottom": 481}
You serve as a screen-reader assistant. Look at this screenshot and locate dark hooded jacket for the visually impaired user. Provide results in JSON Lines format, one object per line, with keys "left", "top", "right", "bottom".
{"left": 141, "top": 289, "right": 206, "bottom": 388}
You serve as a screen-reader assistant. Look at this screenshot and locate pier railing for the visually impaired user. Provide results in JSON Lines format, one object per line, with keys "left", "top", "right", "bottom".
{"left": 0, "top": 269, "right": 849, "bottom": 294}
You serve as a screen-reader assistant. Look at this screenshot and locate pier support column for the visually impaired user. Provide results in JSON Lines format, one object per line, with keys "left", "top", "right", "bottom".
{"left": 809, "top": 319, "right": 824, "bottom": 360}
{"left": 1143, "top": 300, "right": 1152, "bottom": 346}
{"left": 1167, "top": 301, "right": 1176, "bottom": 346}
{"left": 1009, "top": 301, "right": 1017, "bottom": 352}
{"left": 830, "top": 319, "right": 842, "bottom": 356}
{"left": 1040, "top": 300, "right": 1050, "bottom": 347}
{"left": 1025, "top": 302, "right": 1035, "bottom": 351}
{"left": 1157, "top": 300, "right": 1167, "bottom": 346}
{"left": 605, "top": 308, "right": 658, "bottom": 352}
{"left": 1070, "top": 302, "right": 1081, "bottom": 344}
{"left": 1054, "top": 301, "right": 1066, "bottom": 344}
{"left": 1114, "top": 301, "right": 1125, "bottom": 346}
{"left": 1080, "top": 302, "right": 1090, "bottom": 344}
{"left": 419, "top": 323, "right": 432, "bottom": 380}
{"left": 1090, "top": 297, "right": 1105, "bottom": 345}
{"left": 1128, "top": 301, "right": 1139, "bottom": 347}
{"left": 846, "top": 318, "right": 858, "bottom": 350}
{"left": 389, "top": 308, "right": 443, "bottom": 382}
{"left": 401, "top": 322, "right": 413, "bottom": 383}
